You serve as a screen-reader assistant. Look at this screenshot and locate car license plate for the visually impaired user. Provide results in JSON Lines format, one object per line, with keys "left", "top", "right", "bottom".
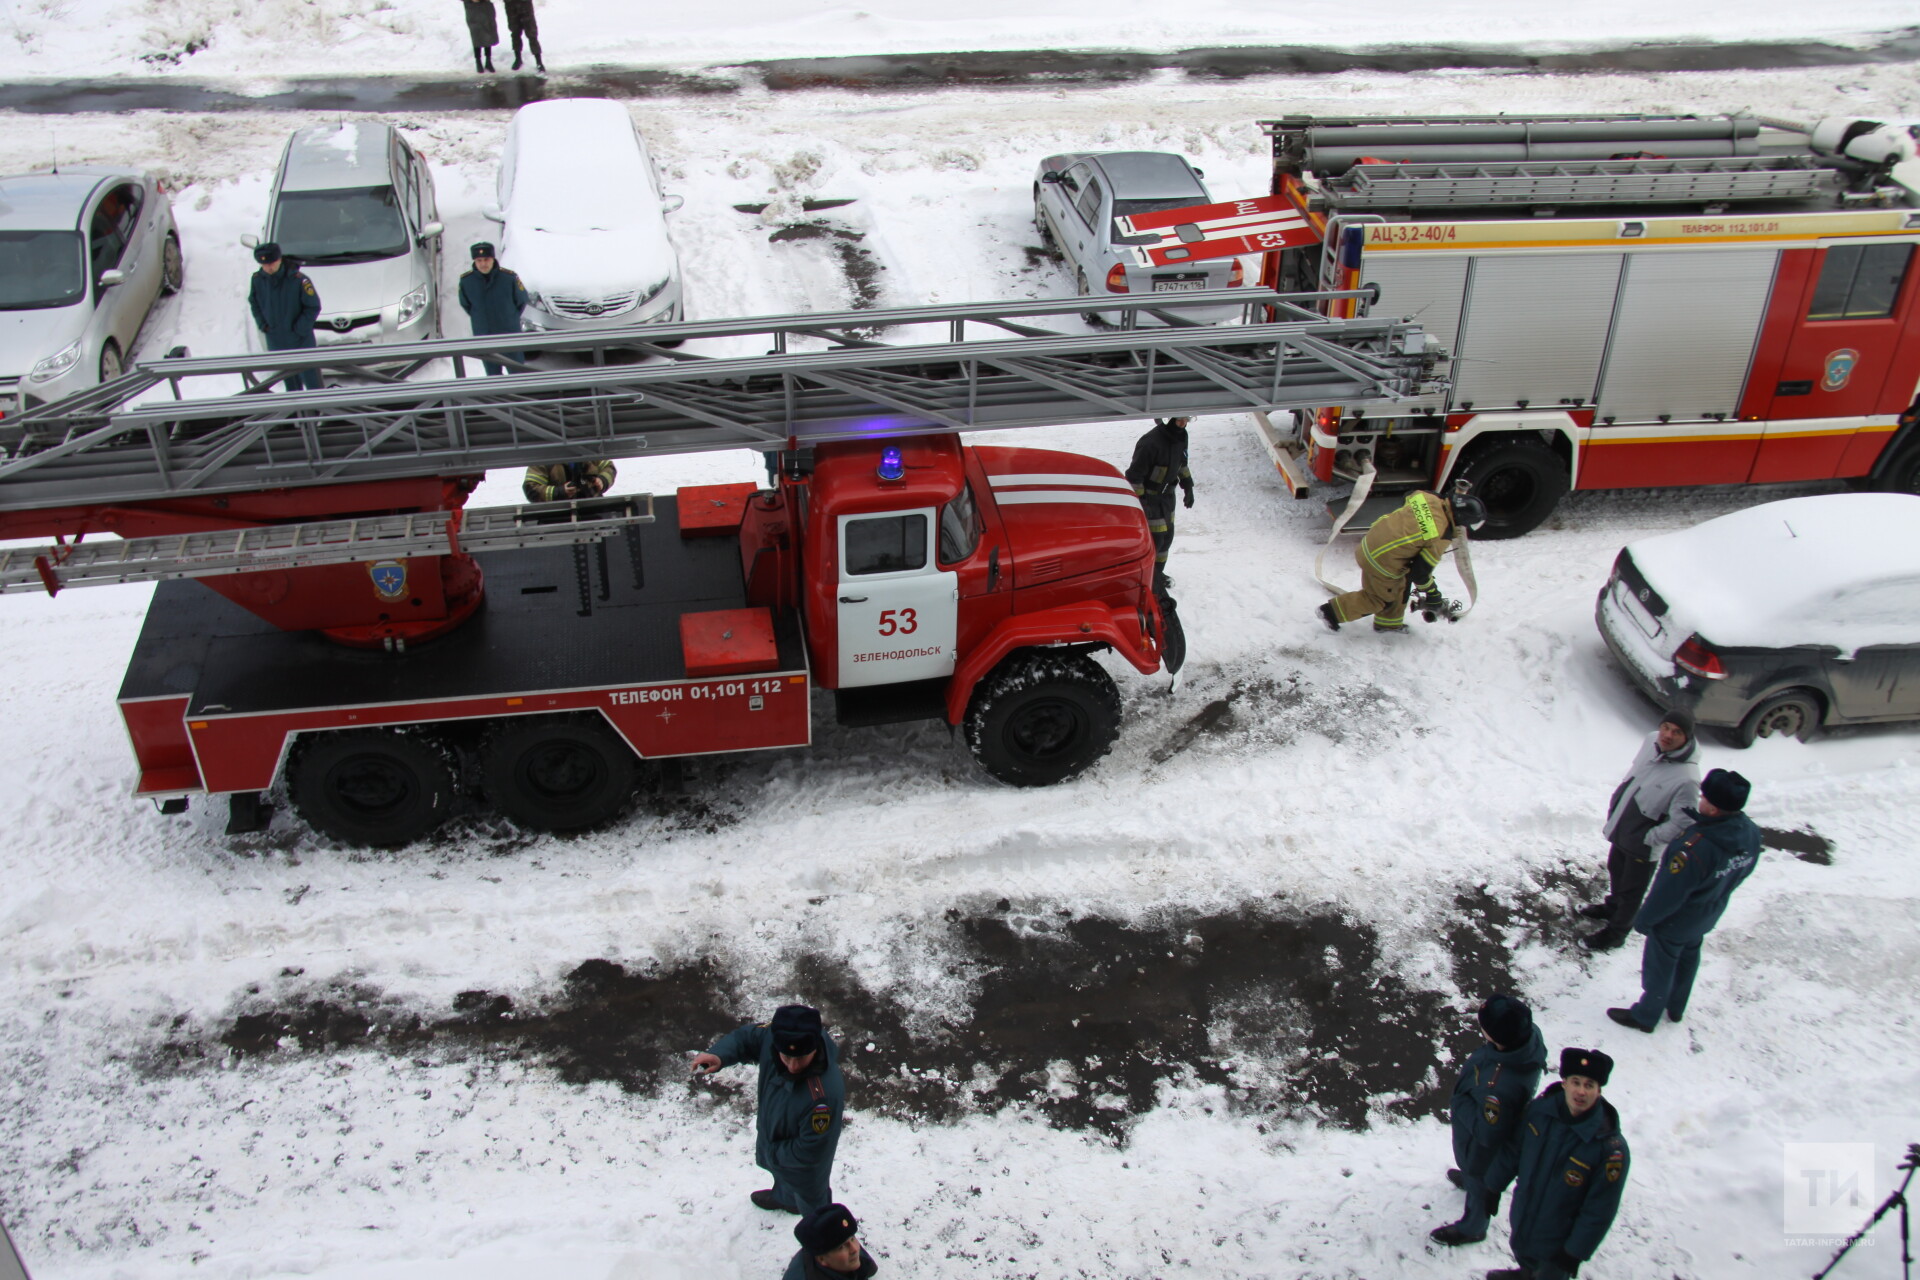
{"left": 1612, "top": 578, "right": 1663, "bottom": 641}
{"left": 1152, "top": 278, "right": 1207, "bottom": 293}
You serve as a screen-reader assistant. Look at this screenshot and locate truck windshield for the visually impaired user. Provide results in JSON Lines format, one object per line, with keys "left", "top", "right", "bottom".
{"left": 938, "top": 482, "right": 982, "bottom": 564}
{"left": 1111, "top": 197, "right": 1205, "bottom": 244}
{"left": 0, "top": 230, "right": 86, "bottom": 310}
{"left": 273, "top": 186, "right": 410, "bottom": 264}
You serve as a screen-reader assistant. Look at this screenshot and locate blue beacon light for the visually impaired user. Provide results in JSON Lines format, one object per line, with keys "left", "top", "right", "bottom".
{"left": 876, "top": 446, "right": 906, "bottom": 481}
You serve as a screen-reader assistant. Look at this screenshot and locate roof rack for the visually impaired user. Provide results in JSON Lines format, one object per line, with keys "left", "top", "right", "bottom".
{"left": 1324, "top": 155, "right": 1841, "bottom": 209}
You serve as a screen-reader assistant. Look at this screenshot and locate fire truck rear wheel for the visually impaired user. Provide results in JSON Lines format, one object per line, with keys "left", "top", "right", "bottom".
{"left": 966, "top": 651, "right": 1121, "bottom": 787}
{"left": 1452, "top": 437, "right": 1568, "bottom": 540}
{"left": 289, "top": 730, "right": 456, "bottom": 848}
{"left": 482, "top": 716, "right": 639, "bottom": 833}
{"left": 1877, "top": 438, "right": 1920, "bottom": 496}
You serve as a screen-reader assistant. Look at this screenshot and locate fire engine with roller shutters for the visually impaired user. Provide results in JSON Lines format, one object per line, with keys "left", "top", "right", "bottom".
{"left": 0, "top": 292, "right": 1438, "bottom": 846}
{"left": 1224, "top": 113, "right": 1920, "bottom": 536}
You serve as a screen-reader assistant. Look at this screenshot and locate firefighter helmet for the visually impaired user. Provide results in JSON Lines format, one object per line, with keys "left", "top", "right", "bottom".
{"left": 1449, "top": 478, "right": 1488, "bottom": 531}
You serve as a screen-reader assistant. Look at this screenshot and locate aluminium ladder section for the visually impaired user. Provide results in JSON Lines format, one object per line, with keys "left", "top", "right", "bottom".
{"left": 1325, "top": 155, "right": 1842, "bottom": 209}
{"left": 0, "top": 289, "right": 1440, "bottom": 515}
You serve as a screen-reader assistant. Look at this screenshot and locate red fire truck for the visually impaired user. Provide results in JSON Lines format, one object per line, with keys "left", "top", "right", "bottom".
{"left": 1242, "top": 113, "right": 1920, "bottom": 535}
{"left": 0, "top": 292, "right": 1434, "bottom": 845}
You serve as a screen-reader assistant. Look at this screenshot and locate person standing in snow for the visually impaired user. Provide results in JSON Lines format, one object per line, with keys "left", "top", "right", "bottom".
{"left": 1317, "top": 485, "right": 1485, "bottom": 634}
{"left": 1126, "top": 416, "right": 1194, "bottom": 594}
{"left": 1576, "top": 709, "right": 1701, "bottom": 952}
{"left": 783, "top": 1203, "right": 878, "bottom": 1280}
{"left": 461, "top": 0, "right": 499, "bottom": 73}
{"left": 1430, "top": 995, "right": 1548, "bottom": 1247}
{"left": 691, "top": 1004, "right": 846, "bottom": 1215}
{"left": 1482, "top": 1048, "right": 1629, "bottom": 1280}
{"left": 457, "top": 241, "right": 528, "bottom": 376}
{"left": 1607, "top": 768, "right": 1762, "bottom": 1034}
{"left": 247, "top": 242, "right": 322, "bottom": 392}
{"left": 503, "top": 0, "right": 544, "bottom": 73}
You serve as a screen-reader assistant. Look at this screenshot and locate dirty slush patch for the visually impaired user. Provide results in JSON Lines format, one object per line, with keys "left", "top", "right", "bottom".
{"left": 143, "top": 900, "right": 1514, "bottom": 1139}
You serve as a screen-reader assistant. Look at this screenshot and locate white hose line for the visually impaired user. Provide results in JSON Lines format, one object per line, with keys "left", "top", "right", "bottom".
{"left": 1313, "top": 462, "right": 1376, "bottom": 595}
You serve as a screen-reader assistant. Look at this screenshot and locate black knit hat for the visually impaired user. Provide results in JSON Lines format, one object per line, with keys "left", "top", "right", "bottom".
{"left": 769, "top": 1004, "right": 823, "bottom": 1057}
{"left": 1701, "top": 768, "right": 1751, "bottom": 812}
{"left": 1659, "top": 707, "right": 1695, "bottom": 739}
{"left": 1477, "top": 994, "right": 1533, "bottom": 1049}
{"left": 1560, "top": 1047, "right": 1613, "bottom": 1086}
{"left": 795, "top": 1203, "right": 858, "bottom": 1254}
{"left": 253, "top": 241, "right": 282, "bottom": 264}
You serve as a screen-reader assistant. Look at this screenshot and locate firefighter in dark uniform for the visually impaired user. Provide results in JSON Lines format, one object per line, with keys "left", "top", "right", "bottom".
{"left": 1482, "top": 1048, "right": 1629, "bottom": 1280}
{"left": 503, "top": 0, "right": 544, "bottom": 72}
{"left": 247, "top": 242, "right": 322, "bottom": 392}
{"left": 1608, "top": 767, "right": 1762, "bottom": 1033}
{"left": 783, "top": 1203, "right": 879, "bottom": 1280}
{"left": 457, "top": 241, "right": 529, "bottom": 376}
{"left": 1126, "top": 416, "right": 1194, "bottom": 592}
{"left": 522, "top": 460, "right": 616, "bottom": 503}
{"left": 1318, "top": 486, "right": 1484, "bottom": 634}
{"left": 692, "top": 1004, "right": 846, "bottom": 1216}
{"left": 1431, "top": 995, "right": 1548, "bottom": 1247}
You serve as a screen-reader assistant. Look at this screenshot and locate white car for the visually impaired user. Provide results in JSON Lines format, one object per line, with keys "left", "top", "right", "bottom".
{"left": 0, "top": 166, "right": 182, "bottom": 415}
{"left": 485, "top": 99, "right": 686, "bottom": 335}
{"left": 243, "top": 122, "right": 444, "bottom": 351}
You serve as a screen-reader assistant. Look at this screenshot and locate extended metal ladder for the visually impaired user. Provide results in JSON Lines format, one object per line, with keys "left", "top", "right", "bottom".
{"left": 0, "top": 289, "right": 1439, "bottom": 515}
{"left": 1326, "top": 155, "right": 1842, "bottom": 208}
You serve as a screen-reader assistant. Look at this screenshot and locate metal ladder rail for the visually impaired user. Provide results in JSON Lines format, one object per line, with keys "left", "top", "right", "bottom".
{"left": 0, "top": 495, "right": 658, "bottom": 595}
{"left": 1332, "top": 156, "right": 1838, "bottom": 207}
{"left": 0, "top": 299, "right": 1439, "bottom": 513}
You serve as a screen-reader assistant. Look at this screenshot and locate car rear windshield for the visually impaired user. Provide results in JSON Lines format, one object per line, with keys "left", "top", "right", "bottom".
{"left": 1110, "top": 196, "right": 1206, "bottom": 244}
{"left": 273, "top": 186, "right": 409, "bottom": 263}
{"left": 0, "top": 230, "right": 85, "bottom": 310}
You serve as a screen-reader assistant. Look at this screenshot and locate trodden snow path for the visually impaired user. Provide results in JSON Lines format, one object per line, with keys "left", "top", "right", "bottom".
{"left": 0, "top": 57, "right": 1917, "bottom": 1280}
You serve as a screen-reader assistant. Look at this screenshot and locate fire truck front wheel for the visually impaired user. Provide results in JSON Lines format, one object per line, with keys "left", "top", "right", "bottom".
{"left": 288, "top": 730, "right": 456, "bottom": 848}
{"left": 965, "top": 650, "right": 1122, "bottom": 787}
{"left": 1452, "top": 437, "right": 1569, "bottom": 540}
{"left": 482, "top": 715, "right": 639, "bottom": 833}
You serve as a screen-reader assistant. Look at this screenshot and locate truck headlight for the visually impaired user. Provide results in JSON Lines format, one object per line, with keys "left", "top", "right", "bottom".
{"left": 29, "top": 340, "right": 82, "bottom": 382}
{"left": 396, "top": 287, "right": 429, "bottom": 327}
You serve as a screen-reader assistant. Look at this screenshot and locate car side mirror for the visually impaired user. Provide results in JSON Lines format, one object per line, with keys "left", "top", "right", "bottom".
{"left": 419, "top": 220, "right": 444, "bottom": 240}
{"left": 482, "top": 205, "right": 505, "bottom": 222}
{"left": 1192, "top": 167, "right": 1205, "bottom": 178}
{"left": 1040, "top": 171, "right": 1062, "bottom": 184}
{"left": 240, "top": 233, "right": 260, "bottom": 248}
{"left": 97, "top": 268, "right": 125, "bottom": 288}
{"left": 660, "top": 193, "right": 685, "bottom": 213}
{"left": 165, "top": 345, "right": 191, "bottom": 359}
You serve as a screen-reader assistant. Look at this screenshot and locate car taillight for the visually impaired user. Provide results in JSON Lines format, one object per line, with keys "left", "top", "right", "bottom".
{"left": 1105, "top": 264, "right": 1129, "bottom": 293}
{"left": 1229, "top": 258, "right": 1245, "bottom": 287}
{"left": 1673, "top": 634, "right": 1727, "bottom": 680}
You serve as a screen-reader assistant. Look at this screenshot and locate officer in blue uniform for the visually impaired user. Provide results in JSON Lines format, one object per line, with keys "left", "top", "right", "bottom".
{"left": 457, "top": 241, "right": 530, "bottom": 375}
{"left": 692, "top": 1004, "right": 845, "bottom": 1215}
{"left": 1608, "top": 767, "right": 1762, "bottom": 1033}
{"left": 1431, "top": 994, "right": 1548, "bottom": 1246}
{"left": 247, "top": 242, "right": 322, "bottom": 391}
{"left": 1483, "top": 1048, "right": 1629, "bottom": 1280}
{"left": 783, "top": 1202, "right": 878, "bottom": 1280}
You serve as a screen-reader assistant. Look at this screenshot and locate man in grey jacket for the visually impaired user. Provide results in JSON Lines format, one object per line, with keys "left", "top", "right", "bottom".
{"left": 1577, "top": 709, "right": 1699, "bottom": 952}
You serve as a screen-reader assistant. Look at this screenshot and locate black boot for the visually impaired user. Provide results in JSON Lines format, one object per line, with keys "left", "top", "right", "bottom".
{"left": 531, "top": 38, "right": 545, "bottom": 72}
{"left": 512, "top": 51, "right": 523, "bottom": 70}
{"left": 1576, "top": 902, "right": 1612, "bottom": 921}
{"left": 1580, "top": 928, "right": 1627, "bottom": 952}
{"left": 473, "top": 47, "right": 485, "bottom": 73}
{"left": 485, "top": 47, "right": 495, "bottom": 72}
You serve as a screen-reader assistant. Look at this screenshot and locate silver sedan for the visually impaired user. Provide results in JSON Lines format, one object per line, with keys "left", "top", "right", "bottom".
{"left": 1032, "top": 150, "right": 1244, "bottom": 324}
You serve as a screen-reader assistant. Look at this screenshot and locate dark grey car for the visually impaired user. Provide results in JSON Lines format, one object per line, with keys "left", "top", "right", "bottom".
{"left": 1032, "top": 150, "right": 1246, "bottom": 324}
{"left": 1595, "top": 493, "right": 1920, "bottom": 745}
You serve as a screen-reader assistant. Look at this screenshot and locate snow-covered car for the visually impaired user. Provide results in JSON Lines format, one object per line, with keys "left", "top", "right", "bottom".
{"left": 0, "top": 166, "right": 182, "bottom": 415}
{"left": 484, "top": 99, "right": 686, "bottom": 336}
{"left": 1032, "top": 150, "right": 1245, "bottom": 324}
{"left": 1596, "top": 493, "right": 1920, "bottom": 746}
{"left": 242, "top": 122, "right": 444, "bottom": 351}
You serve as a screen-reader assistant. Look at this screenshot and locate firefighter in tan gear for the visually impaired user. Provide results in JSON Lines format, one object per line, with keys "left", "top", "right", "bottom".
{"left": 1318, "top": 487, "right": 1483, "bottom": 633}
{"left": 1126, "top": 417, "right": 1193, "bottom": 593}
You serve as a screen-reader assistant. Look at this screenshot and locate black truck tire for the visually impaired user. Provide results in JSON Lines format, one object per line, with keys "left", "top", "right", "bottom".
{"left": 1876, "top": 437, "right": 1920, "bottom": 496}
{"left": 482, "top": 715, "right": 639, "bottom": 832}
{"left": 1451, "top": 436, "right": 1569, "bottom": 539}
{"left": 965, "top": 650, "right": 1122, "bottom": 787}
{"left": 289, "top": 729, "right": 456, "bottom": 847}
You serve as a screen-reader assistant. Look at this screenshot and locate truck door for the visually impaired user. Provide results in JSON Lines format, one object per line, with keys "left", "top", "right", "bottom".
{"left": 834, "top": 508, "right": 958, "bottom": 689}
{"left": 1762, "top": 242, "right": 1916, "bottom": 427}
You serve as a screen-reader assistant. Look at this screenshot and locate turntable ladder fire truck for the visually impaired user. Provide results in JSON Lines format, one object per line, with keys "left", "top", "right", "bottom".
{"left": 1220, "top": 113, "right": 1920, "bottom": 536}
{"left": 0, "top": 289, "right": 1438, "bottom": 846}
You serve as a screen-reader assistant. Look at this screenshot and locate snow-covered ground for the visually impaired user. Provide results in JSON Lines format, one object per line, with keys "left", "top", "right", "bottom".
{"left": 3, "top": 0, "right": 1917, "bottom": 81}
{"left": 2, "top": 26, "right": 1919, "bottom": 1280}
